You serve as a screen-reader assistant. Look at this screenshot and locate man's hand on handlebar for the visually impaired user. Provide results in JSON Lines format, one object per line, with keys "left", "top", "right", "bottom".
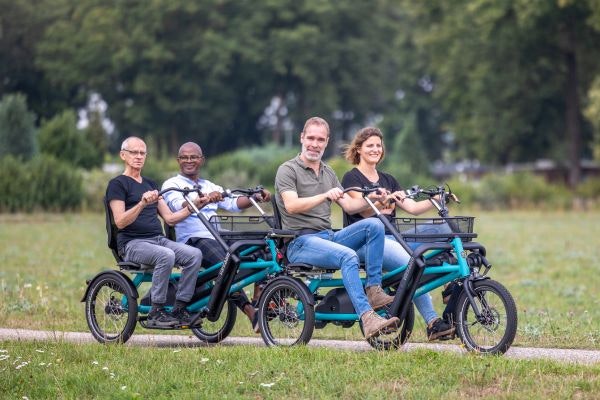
{"left": 250, "top": 188, "right": 272, "bottom": 203}
{"left": 206, "top": 191, "right": 223, "bottom": 203}
{"left": 324, "top": 187, "right": 345, "bottom": 202}
{"left": 140, "top": 190, "right": 159, "bottom": 207}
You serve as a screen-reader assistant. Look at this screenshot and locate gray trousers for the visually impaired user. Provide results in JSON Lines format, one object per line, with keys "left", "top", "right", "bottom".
{"left": 123, "top": 236, "right": 203, "bottom": 304}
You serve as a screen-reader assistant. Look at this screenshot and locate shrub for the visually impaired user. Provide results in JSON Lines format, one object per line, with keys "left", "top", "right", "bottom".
{"left": 203, "top": 145, "right": 296, "bottom": 189}
{"left": 38, "top": 110, "right": 103, "bottom": 170}
{"left": 0, "top": 155, "right": 83, "bottom": 212}
{"left": 0, "top": 93, "right": 37, "bottom": 160}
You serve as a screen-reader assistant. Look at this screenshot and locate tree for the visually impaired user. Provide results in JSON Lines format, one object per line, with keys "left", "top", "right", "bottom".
{"left": 403, "top": 0, "right": 600, "bottom": 186}
{"left": 0, "top": 93, "right": 37, "bottom": 160}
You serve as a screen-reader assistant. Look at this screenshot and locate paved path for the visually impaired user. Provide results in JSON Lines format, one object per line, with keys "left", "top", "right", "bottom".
{"left": 2, "top": 328, "right": 599, "bottom": 365}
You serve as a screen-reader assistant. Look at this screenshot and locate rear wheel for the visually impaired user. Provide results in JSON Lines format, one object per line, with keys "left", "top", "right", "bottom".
{"left": 454, "top": 279, "right": 517, "bottom": 354}
{"left": 258, "top": 276, "right": 315, "bottom": 347}
{"left": 191, "top": 299, "right": 237, "bottom": 344}
{"left": 85, "top": 274, "right": 137, "bottom": 344}
{"left": 363, "top": 304, "right": 415, "bottom": 351}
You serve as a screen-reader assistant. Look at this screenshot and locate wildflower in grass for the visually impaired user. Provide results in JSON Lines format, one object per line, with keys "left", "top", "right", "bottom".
{"left": 173, "top": 349, "right": 181, "bottom": 353}
{"left": 0, "top": 355, "right": 9, "bottom": 361}
{"left": 23, "top": 283, "right": 32, "bottom": 288}
{"left": 15, "top": 361, "right": 28, "bottom": 370}
{"left": 260, "top": 383, "right": 275, "bottom": 388}
{"left": 92, "top": 361, "right": 99, "bottom": 365}
{"left": 121, "top": 386, "right": 127, "bottom": 391}
{"left": 102, "top": 366, "right": 109, "bottom": 371}
{"left": 0, "top": 350, "right": 7, "bottom": 353}
{"left": 110, "top": 372, "right": 116, "bottom": 379}
{"left": 39, "top": 362, "right": 46, "bottom": 366}
{"left": 35, "top": 349, "right": 45, "bottom": 353}
{"left": 200, "top": 358, "right": 209, "bottom": 363}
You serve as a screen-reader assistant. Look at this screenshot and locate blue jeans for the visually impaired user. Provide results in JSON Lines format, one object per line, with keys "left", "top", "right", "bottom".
{"left": 123, "top": 236, "right": 203, "bottom": 304}
{"left": 357, "top": 235, "right": 439, "bottom": 324}
{"left": 286, "top": 218, "right": 385, "bottom": 317}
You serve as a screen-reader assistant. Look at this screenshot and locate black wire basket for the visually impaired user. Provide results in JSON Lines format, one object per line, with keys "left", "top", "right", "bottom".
{"left": 391, "top": 216, "right": 476, "bottom": 242}
{"left": 209, "top": 215, "right": 275, "bottom": 241}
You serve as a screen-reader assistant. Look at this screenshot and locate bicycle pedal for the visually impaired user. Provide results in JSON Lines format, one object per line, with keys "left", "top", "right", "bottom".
{"left": 437, "top": 333, "right": 455, "bottom": 341}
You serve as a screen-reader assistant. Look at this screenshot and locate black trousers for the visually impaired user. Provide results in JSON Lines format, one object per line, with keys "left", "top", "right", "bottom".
{"left": 186, "top": 237, "right": 252, "bottom": 311}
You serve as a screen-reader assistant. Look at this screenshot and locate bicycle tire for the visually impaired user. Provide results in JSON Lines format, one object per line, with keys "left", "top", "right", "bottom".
{"left": 191, "top": 299, "right": 237, "bottom": 344}
{"left": 85, "top": 274, "right": 138, "bottom": 344}
{"left": 454, "top": 279, "right": 517, "bottom": 355}
{"left": 257, "top": 276, "right": 315, "bottom": 347}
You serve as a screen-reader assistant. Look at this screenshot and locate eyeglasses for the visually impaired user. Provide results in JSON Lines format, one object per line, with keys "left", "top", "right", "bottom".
{"left": 122, "top": 149, "right": 147, "bottom": 157}
{"left": 177, "top": 155, "right": 205, "bottom": 162}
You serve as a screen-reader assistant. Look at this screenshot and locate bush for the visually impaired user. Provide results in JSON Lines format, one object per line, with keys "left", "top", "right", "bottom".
{"left": 0, "top": 93, "right": 37, "bottom": 160}
{"left": 203, "top": 145, "right": 297, "bottom": 189}
{"left": 38, "top": 110, "right": 103, "bottom": 170}
{"left": 0, "top": 155, "right": 83, "bottom": 212}
{"left": 446, "top": 173, "right": 573, "bottom": 210}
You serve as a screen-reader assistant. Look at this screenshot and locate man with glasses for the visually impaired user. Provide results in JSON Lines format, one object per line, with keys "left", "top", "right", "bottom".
{"left": 106, "top": 136, "right": 203, "bottom": 328}
{"left": 162, "top": 142, "right": 271, "bottom": 332}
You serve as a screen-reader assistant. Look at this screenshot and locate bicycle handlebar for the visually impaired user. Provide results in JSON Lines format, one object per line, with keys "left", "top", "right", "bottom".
{"left": 403, "top": 184, "right": 460, "bottom": 204}
{"left": 221, "top": 185, "right": 266, "bottom": 198}
{"left": 158, "top": 185, "right": 203, "bottom": 197}
{"left": 343, "top": 186, "right": 382, "bottom": 196}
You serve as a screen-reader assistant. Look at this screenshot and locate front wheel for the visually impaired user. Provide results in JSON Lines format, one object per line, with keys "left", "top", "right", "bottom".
{"left": 191, "top": 299, "right": 237, "bottom": 343}
{"left": 454, "top": 279, "right": 517, "bottom": 354}
{"left": 257, "top": 276, "right": 315, "bottom": 347}
{"left": 85, "top": 274, "right": 138, "bottom": 344}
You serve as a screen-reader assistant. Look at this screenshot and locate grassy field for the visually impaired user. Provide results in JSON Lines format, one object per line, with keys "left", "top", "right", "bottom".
{"left": 1, "top": 211, "right": 599, "bottom": 349}
{"left": 2, "top": 341, "right": 600, "bottom": 399}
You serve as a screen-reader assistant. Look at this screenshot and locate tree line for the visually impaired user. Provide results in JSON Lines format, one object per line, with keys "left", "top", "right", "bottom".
{"left": 2, "top": 0, "right": 600, "bottom": 187}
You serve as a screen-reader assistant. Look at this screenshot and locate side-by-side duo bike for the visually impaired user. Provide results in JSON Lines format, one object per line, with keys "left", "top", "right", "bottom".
{"left": 82, "top": 185, "right": 285, "bottom": 344}
{"left": 253, "top": 185, "right": 517, "bottom": 354}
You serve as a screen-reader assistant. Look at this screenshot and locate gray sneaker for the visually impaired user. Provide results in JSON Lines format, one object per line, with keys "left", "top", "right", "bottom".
{"left": 147, "top": 307, "right": 179, "bottom": 328}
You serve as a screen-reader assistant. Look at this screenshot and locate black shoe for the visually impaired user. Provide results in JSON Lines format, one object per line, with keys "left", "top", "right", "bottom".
{"left": 251, "top": 309, "right": 260, "bottom": 333}
{"left": 171, "top": 307, "right": 193, "bottom": 325}
{"left": 147, "top": 307, "right": 179, "bottom": 328}
{"left": 427, "top": 318, "right": 455, "bottom": 341}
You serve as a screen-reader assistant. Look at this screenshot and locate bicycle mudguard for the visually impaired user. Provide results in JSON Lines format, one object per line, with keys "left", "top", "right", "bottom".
{"left": 81, "top": 270, "right": 138, "bottom": 302}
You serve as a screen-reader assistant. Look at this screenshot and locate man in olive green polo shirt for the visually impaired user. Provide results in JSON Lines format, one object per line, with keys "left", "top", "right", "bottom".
{"left": 274, "top": 116, "right": 399, "bottom": 340}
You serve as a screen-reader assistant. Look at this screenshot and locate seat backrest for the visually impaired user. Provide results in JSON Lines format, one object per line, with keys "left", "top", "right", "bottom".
{"left": 103, "top": 196, "right": 122, "bottom": 262}
{"left": 164, "top": 220, "right": 177, "bottom": 241}
{"left": 342, "top": 211, "right": 350, "bottom": 228}
{"left": 270, "top": 196, "right": 283, "bottom": 229}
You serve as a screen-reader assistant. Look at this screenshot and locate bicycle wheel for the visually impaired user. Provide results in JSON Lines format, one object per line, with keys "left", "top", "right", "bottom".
{"left": 85, "top": 274, "right": 138, "bottom": 344}
{"left": 363, "top": 304, "right": 415, "bottom": 351}
{"left": 454, "top": 279, "right": 517, "bottom": 355}
{"left": 191, "top": 299, "right": 237, "bottom": 344}
{"left": 257, "top": 276, "right": 315, "bottom": 347}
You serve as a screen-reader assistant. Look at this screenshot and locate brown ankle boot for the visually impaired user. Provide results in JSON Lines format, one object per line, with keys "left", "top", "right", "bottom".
{"left": 361, "top": 311, "right": 400, "bottom": 339}
{"left": 366, "top": 286, "right": 394, "bottom": 309}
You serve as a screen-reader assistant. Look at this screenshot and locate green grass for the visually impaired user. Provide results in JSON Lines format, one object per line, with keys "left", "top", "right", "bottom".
{"left": 2, "top": 341, "right": 599, "bottom": 399}
{"left": 0, "top": 211, "right": 599, "bottom": 349}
